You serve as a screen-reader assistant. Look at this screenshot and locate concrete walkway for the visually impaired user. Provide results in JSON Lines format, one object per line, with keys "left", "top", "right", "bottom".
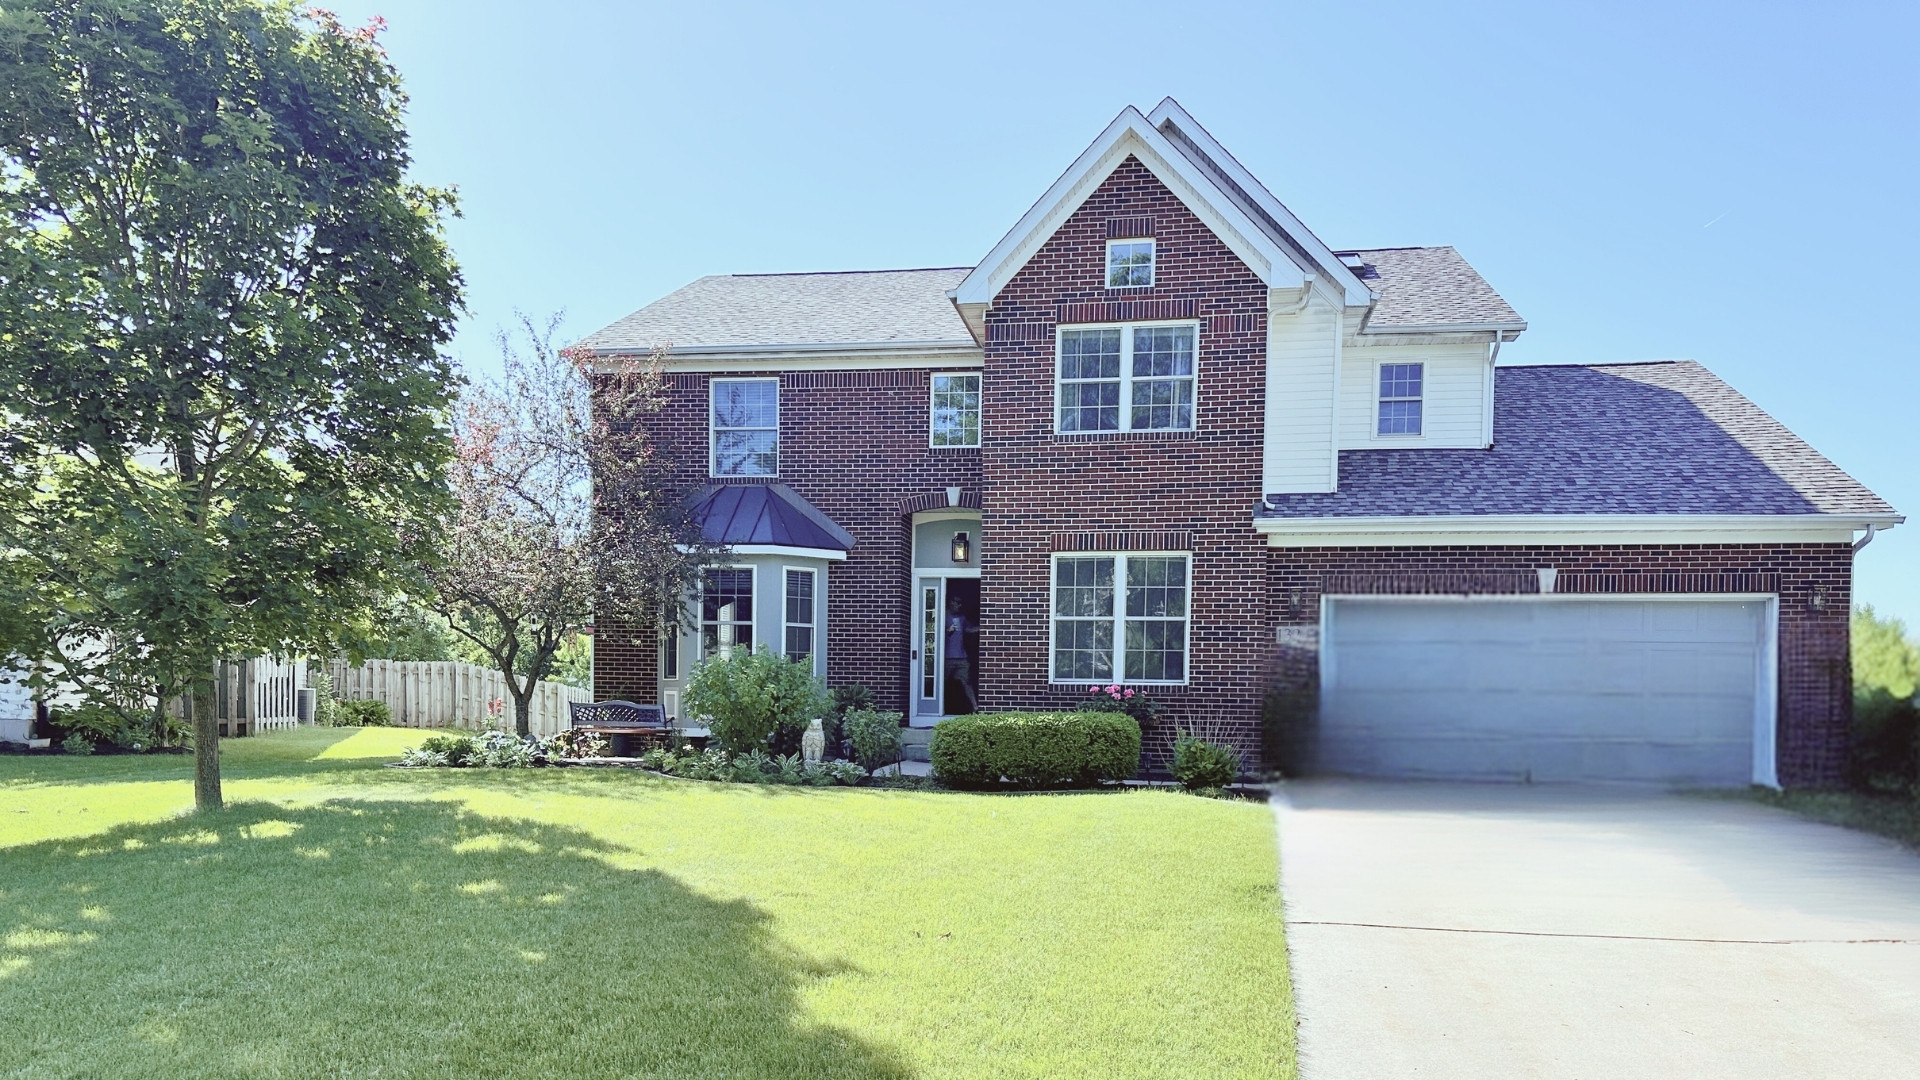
{"left": 1274, "top": 780, "right": 1920, "bottom": 1078}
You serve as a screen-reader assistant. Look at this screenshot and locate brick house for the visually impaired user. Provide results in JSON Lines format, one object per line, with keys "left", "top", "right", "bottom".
{"left": 581, "top": 99, "right": 1899, "bottom": 788}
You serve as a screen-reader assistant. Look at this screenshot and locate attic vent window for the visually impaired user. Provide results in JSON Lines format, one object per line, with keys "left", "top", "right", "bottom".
{"left": 1107, "top": 239, "right": 1155, "bottom": 288}
{"left": 1338, "top": 253, "right": 1368, "bottom": 272}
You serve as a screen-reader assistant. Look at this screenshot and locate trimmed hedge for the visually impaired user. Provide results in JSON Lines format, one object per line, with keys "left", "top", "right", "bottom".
{"left": 929, "top": 711, "right": 1141, "bottom": 788}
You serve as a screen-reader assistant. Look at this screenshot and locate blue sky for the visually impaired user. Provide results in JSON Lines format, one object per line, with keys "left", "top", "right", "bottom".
{"left": 328, "top": 0, "right": 1919, "bottom": 626}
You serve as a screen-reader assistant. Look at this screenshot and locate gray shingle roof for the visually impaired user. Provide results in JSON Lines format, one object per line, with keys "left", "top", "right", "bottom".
{"left": 1339, "top": 246, "right": 1526, "bottom": 333}
{"left": 577, "top": 267, "right": 975, "bottom": 353}
{"left": 1260, "top": 361, "right": 1894, "bottom": 519}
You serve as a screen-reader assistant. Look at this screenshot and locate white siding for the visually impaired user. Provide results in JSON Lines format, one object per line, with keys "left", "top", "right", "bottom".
{"left": 1262, "top": 289, "right": 1340, "bottom": 493}
{"left": 1339, "top": 342, "right": 1491, "bottom": 449}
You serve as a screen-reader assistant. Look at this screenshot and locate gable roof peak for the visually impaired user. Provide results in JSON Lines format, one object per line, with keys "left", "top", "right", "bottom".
{"left": 951, "top": 103, "right": 1366, "bottom": 308}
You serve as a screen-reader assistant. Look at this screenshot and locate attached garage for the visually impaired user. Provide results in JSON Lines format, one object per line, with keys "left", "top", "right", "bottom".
{"left": 1317, "top": 596, "right": 1776, "bottom": 787}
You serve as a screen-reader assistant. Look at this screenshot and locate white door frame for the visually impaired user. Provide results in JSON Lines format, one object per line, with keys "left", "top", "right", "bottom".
{"left": 1318, "top": 592, "right": 1781, "bottom": 788}
{"left": 907, "top": 568, "right": 982, "bottom": 719}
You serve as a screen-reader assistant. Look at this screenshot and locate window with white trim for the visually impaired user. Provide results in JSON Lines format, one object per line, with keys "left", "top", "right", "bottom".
{"left": 711, "top": 378, "right": 778, "bottom": 475}
{"left": 662, "top": 626, "right": 679, "bottom": 679}
{"left": 1376, "top": 363, "right": 1423, "bottom": 436}
{"left": 783, "top": 568, "right": 815, "bottom": 663}
{"left": 1058, "top": 323, "right": 1196, "bottom": 433}
{"left": 930, "top": 373, "right": 981, "bottom": 447}
{"left": 700, "top": 568, "right": 754, "bottom": 659}
{"left": 1106, "top": 238, "right": 1154, "bottom": 287}
{"left": 1051, "top": 552, "right": 1189, "bottom": 683}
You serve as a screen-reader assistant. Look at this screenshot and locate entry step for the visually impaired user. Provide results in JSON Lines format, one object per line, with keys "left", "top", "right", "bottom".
{"left": 900, "top": 726, "right": 934, "bottom": 762}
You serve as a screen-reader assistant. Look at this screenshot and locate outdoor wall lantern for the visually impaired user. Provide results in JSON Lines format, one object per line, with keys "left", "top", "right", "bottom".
{"left": 951, "top": 531, "right": 971, "bottom": 564}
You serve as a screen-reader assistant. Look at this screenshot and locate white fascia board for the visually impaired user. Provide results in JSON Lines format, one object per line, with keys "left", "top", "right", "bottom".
{"left": 1360, "top": 320, "right": 1530, "bottom": 336}
{"left": 590, "top": 342, "right": 983, "bottom": 373}
{"left": 949, "top": 107, "right": 1303, "bottom": 306}
{"left": 716, "top": 544, "right": 849, "bottom": 562}
{"left": 1146, "top": 98, "right": 1373, "bottom": 308}
{"left": 1255, "top": 513, "right": 1903, "bottom": 548}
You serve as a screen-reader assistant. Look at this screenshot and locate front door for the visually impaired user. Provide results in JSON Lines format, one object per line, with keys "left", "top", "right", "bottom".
{"left": 913, "top": 576, "right": 981, "bottom": 718}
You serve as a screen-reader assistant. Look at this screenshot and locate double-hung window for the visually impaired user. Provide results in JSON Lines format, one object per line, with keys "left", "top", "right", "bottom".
{"left": 1050, "top": 552, "right": 1190, "bottom": 684}
{"left": 783, "top": 568, "right": 816, "bottom": 663}
{"left": 700, "top": 568, "right": 754, "bottom": 659}
{"left": 1376, "top": 363, "right": 1423, "bottom": 436}
{"left": 711, "top": 378, "right": 778, "bottom": 476}
{"left": 1057, "top": 323, "right": 1196, "bottom": 433}
{"left": 1107, "top": 238, "right": 1154, "bottom": 287}
{"left": 930, "top": 373, "right": 981, "bottom": 447}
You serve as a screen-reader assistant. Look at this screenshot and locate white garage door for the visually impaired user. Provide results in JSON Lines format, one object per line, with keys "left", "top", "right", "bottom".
{"left": 1319, "top": 597, "right": 1772, "bottom": 786}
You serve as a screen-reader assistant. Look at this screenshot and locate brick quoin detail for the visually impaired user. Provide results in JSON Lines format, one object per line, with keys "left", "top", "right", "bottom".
{"left": 594, "top": 367, "right": 982, "bottom": 712}
{"left": 1265, "top": 543, "right": 1856, "bottom": 789}
{"left": 981, "top": 155, "right": 1271, "bottom": 769}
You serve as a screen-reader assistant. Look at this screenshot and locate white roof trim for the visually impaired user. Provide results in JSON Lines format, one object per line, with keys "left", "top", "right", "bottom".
{"left": 1255, "top": 512, "right": 1902, "bottom": 549}
{"left": 722, "top": 544, "right": 848, "bottom": 562}
{"left": 1146, "top": 98, "right": 1374, "bottom": 309}
{"left": 950, "top": 106, "right": 1306, "bottom": 306}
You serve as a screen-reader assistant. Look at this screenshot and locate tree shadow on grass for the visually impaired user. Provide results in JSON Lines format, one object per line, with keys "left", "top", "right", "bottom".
{"left": 0, "top": 800, "right": 915, "bottom": 1079}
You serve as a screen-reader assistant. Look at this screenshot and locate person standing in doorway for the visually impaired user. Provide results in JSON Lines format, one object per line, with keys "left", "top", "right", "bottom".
{"left": 944, "top": 595, "right": 976, "bottom": 714}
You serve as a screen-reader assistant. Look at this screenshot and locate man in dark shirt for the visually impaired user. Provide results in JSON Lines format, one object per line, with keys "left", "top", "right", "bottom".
{"left": 944, "top": 595, "right": 976, "bottom": 714}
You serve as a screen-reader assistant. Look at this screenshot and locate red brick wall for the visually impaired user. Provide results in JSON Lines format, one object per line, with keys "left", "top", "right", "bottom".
{"left": 593, "top": 368, "right": 983, "bottom": 711}
{"left": 1263, "top": 543, "right": 1855, "bottom": 788}
{"left": 979, "top": 155, "right": 1272, "bottom": 767}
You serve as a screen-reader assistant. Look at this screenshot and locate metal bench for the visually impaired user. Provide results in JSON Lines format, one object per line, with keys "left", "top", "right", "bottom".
{"left": 569, "top": 700, "right": 672, "bottom": 753}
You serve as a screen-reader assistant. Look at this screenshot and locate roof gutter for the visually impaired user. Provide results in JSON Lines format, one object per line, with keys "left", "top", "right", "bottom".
{"left": 1854, "top": 522, "right": 1880, "bottom": 552}
{"left": 1361, "top": 320, "right": 1530, "bottom": 336}
{"left": 1253, "top": 512, "right": 1905, "bottom": 542}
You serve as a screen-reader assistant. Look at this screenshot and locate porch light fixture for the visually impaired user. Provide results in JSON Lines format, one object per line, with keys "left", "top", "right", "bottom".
{"left": 951, "top": 531, "right": 971, "bottom": 564}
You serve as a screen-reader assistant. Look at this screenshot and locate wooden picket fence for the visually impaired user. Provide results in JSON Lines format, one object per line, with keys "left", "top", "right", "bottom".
{"left": 323, "top": 658, "right": 591, "bottom": 738}
{"left": 206, "top": 657, "right": 307, "bottom": 737}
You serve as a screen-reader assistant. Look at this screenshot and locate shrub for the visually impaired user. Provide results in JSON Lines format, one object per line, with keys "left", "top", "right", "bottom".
{"left": 55, "top": 703, "right": 132, "bottom": 748}
{"left": 61, "top": 731, "right": 95, "bottom": 756}
{"left": 308, "top": 667, "right": 341, "bottom": 727}
{"left": 1851, "top": 688, "right": 1920, "bottom": 795}
{"left": 685, "top": 647, "right": 830, "bottom": 753}
{"left": 637, "top": 744, "right": 864, "bottom": 786}
{"left": 541, "top": 728, "right": 609, "bottom": 760}
{"left": 469, "top": 729, "right": 535, "bottom": 767}
{"left": 930, "top": 711, "right": 1140, "bottom": 789}
{"left": 843, "top": 708, "right": 904, "bottom": 771}
{"left": 336, "top": 699, "right": 392, "bottom": 727}
{"left": 1173, "top": 734, "right": 1241, "bottom": 790}
{"left": 416, "top": 732, "right": 476, "bottom": 766}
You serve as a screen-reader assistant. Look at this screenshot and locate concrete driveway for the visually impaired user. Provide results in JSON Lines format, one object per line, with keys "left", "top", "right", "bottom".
{"left": 1274, "top": 780, "right": 1920, "bottom": 1078}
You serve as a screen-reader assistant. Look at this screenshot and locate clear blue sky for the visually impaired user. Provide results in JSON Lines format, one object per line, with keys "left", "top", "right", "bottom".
{"left": 328, "top": 0, "right": 1919, "bottom": 627}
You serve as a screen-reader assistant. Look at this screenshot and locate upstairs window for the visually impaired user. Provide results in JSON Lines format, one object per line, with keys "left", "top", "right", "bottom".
{"left": 711, "top": 378, "right": 778, "bottom": 475}
{"left": 1058, "top": 323, "right": 1196, "bottom": 433}
{"left": 1376, "top": 363, "right": 1424, "bottom": 436}
{"left": 1107, "top": 239, "right": 1155, "bottom": 288}
{"left": 930, "top": 373, "right": 981, "bottom": 447}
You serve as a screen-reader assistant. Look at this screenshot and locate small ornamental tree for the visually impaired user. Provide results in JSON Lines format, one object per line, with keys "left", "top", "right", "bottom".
{"left": 428, "top": 316, "right": 713, "bottom": 736}
{"left": 684, "top": 647, "right": 832, "bottom": 753}
{"left": 0, "top": 1, "right": 461, "bottom": 810}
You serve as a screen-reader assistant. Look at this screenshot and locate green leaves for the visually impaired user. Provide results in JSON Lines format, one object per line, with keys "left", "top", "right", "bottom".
{"left": 686, "top": 648, "right": 832, "bottom": 754}
{"left": 0, "top": 0, "right": 462, "bottom": 803}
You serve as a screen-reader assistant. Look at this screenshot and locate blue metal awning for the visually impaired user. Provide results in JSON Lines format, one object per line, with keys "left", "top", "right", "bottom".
{"left": 687, "top": 483, "right": 856, "bottom": 554}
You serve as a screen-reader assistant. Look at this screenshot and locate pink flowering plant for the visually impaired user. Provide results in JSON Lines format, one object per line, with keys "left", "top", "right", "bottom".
{"left": 1075, "top": 683, "right": 1165, "bottom": 724}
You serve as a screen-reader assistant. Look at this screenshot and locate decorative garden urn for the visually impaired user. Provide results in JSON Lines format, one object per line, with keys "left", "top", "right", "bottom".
{"left": 801, "top": 718, "right": 826, "bottom": 764}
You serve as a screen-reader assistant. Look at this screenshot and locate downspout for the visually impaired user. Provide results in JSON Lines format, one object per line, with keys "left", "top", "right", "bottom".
{"left": 1327, "top": 284, "right": 1342, "bottom": 492}
{"left": 1853, "top": 523, "right": 1878, "bottom": 553}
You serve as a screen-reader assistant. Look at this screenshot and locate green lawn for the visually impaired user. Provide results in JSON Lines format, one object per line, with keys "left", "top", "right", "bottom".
{"left": 1749, "top": 788, "right": 1920, "bottom": 851}
{"left": 0, "top": 728, "right": 1295, "bottom": 1079}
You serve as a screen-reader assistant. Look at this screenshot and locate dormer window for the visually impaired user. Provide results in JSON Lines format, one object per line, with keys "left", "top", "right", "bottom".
{"left": 1377, "top": 363, "right": 1424, "bottom": 436}
{"left": 1106, "top": 238, "right": 1155, "bottom": 288}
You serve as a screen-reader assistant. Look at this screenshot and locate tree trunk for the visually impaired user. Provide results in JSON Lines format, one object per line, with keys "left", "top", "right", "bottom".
{"left": 512, "top": 691, "right": 532, "bottom": 739}
{"left": 190, "top": 688, "right": 222, "bottom": 811}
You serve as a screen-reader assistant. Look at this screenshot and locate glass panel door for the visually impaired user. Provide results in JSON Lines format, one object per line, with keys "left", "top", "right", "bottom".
{"left": 916, "top": 578, "right": 943, "bottom": 715}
